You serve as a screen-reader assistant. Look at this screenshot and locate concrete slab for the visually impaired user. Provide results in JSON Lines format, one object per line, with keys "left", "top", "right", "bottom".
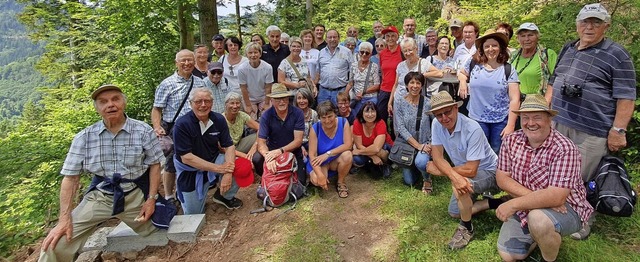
{"left": 167, "top": 214, "right": 206, "bottom": 243}
{"left": 82, "top": 226, "right": 114, "bottom": 252}
{"left": 198, "top": 219, "right": 229, "bottom": 243}
{"left": 75, "top": 250, "right": 102, "bottom": 262}
{"left": 105, "top": 223, "right": 168, "bottom": 252}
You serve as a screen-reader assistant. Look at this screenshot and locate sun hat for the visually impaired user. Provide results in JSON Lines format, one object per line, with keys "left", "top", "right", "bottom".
{"left": 512, "top": 94, "right": 558, "bottom": 116}
{"left": 449, "top": 19, "right": 463, "bottom": 28}
{"left": 233, "top": 157, "right": 254, "bottom": 187}
{"left": 428, "top": 91, "right": 463, "bottom": 113}
{"left": 381, "top": 25, "right": 399, "bottom": 35}
{"left": 475, "top": 29, "right": 509, "bottom": 50}
{"left": 576, "top": 3, "right": 610, "bottom": 22}
{"left": 515, "top": 23, "right": 540, "bottom": 34}
{"left": 266, "top": 83, "right": 293, "bottom": 98}
{"left": 91, "top": 84, "right": 123, "bottom": 100}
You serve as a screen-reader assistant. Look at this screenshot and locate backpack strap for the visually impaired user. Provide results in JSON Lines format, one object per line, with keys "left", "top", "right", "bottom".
{"left": 466, "top": 59, "right": 477, "bottom": 83}
{"left": 504, "top": 62, "right": 512, "bottom": 82}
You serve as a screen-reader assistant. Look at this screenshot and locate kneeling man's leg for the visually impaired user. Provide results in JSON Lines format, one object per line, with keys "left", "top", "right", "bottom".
{"left": 528, "top": 204, "right": 581, "bottom": 261}
{"left": 497, "top": 215, "right": 537, "bottom": 262}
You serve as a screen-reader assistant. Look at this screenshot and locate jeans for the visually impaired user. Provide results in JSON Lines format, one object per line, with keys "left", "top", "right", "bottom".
{"left": 402, "top": 151, "right": 431, "bottom": 186}
{"left": 352, "top": 144, "right": 390, "bottom": 167}
{"left": 478, "top": 118, "right": 507, "bottom": 154}
{"left": 351, "top": 96, "right": 377, "bottom": 116}
{"left": 318, "top": 86, "right": 345, "bottom": 106}
{"left": 181, "top": 154, "right": 239, "bottom": 215}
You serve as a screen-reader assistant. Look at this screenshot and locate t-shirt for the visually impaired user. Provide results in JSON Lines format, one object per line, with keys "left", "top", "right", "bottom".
{"left": 378, "top": 47, "right": 403, "bottom": 92}
{"left": 511, "top": 48, "right": 558, "bottom": 94}
{"left": 262, "top": 44, "right": 291, "bottom": 81}
{"left": 225, "top": 111, "right": 251, "bottom": 145}
{"left": 278, "top": 57, "right": 311, "bottom": 83}
{"left": 218, "top": 55, "right": 249, "bottom": 95}
{"left": 301, "top": 48, "right": 320, "bottom": 78}
{"left": 237, "top": 60, "right": 274, "bottom": 103}
{"left": 258, "top": 105, "right": 305, "bottom": 156}
{"left": 394, "top": 58, "right": 433, "bottom": 98}
{"left": 352, "top": 119, "right": 393, "bottom": 147}
{"left": 465, "top": 60, "right": 519, "bottom": 123}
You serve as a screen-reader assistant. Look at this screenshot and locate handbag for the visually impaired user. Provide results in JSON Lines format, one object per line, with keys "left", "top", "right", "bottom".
{"left": 350, "top": 62, "right": 373, "bottom": 109}
{"left": 287, "top": 58, "right": 314, "bottom": 91}
{"left": 388, "top": 95, "right": 424, "bottom": 168}
{"left": 160, "top": 77, "right": 194, "bottom": 156}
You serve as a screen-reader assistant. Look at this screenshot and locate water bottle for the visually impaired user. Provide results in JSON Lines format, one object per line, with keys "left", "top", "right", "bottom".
{"left": 588, "top": 181, "right": 596, "bottom": 191}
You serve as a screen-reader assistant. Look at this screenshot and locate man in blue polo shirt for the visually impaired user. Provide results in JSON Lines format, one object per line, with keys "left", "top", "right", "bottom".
{"left": 315, "top": 29, "right": 353, "bottom": 106}
{"left": 548, "top": 3, "right": 637, "bottom": 240}
{"left": 252, "top": 83, "right": 306, "bottom": 185}
{"left": 173, "top": 87, "right": 241, "bottom": 213}
{"left": 426, "top": 91, "right": 500, "bottom": 250}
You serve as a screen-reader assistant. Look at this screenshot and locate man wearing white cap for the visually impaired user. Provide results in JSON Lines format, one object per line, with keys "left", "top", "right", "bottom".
{"left": 496, "top": 94, "right": 593, "bottom": 262}
{"left": 548, "top": 3, "right": 636, "bottom": 240}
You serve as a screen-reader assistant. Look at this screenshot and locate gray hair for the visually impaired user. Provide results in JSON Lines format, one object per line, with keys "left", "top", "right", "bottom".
{"left": 245, "top": 42, "right": 262, "bottom": 53}
{"left": 175, "top": 49, "right": 194, "bottom": 61}
{"left": 358, "top": 41, "right": 373, "bottom": 52}
{"left": 188, "top": 87, "right": 213, "bottom": 102}
{"left": 400, "top": 37, "right": 417, "bottom": 52}
{"left": 265, "top": 25, "right": 282, "bottom": 36}
{"left": 289, "top": 36, "right": 303, "bottom": 47}
{"left": 425, "top": 27, "right": 437, "bottom": 34}
{"left": 344, "top": 37, "right": 357, "bottom": 45}
{"left": 295, "top": 88, "right": 314, "bottom": 106}
{"left": 281, "top": 32, "right": 290, "bottom": 40}
{"left": 224, "top": 92, "right": 243, "bottom": 104}
{"left": 375, "top": 38, "right": 386, "bottom": 46}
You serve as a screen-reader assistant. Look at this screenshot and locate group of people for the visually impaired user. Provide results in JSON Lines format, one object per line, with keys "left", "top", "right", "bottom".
{"left": 39, "top": 3, "right": 635, "bottom": 262}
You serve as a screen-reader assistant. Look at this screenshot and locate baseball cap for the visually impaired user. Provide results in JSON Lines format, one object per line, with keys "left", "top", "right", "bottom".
{"left": 207, "top": 62, "right": 224, "bottom": 72}
{"left": 576, "top": 3, "right": 611, "bottom": 22}
{"left": 91, "top": 84, "right": 123, "bottom": 100}
{"left": 449, "top": 19, "right": 463, "bottom": 28}
{"left": 212, "top": 34, "right": 225, "bottom": 41}
{"left": 381, "top": 25, "right": 399, "bottom": 35}
{"left": 515, "top": 23, "right": 540, "bottom": 34}
{"left": 233, "top": 157, "right": 254, "bottom": 187}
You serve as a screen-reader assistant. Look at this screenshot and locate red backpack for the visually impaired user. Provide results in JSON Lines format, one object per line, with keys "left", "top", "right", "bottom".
{"left": 254, "top": 152, "right": 305, "bottom": 212}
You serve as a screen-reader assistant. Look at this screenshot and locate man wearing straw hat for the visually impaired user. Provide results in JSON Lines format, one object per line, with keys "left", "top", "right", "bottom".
{"left": 426, "top": 91, "right": 500, "bottom": 250}
{"left": 495, "top": 94, "right": 593, "bottom": 262}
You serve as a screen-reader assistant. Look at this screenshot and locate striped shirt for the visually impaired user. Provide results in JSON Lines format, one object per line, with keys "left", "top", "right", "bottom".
{"left": 61, "top": 118, "right": 165, "bottom": 193}
{"left": 550, "top": 39, "right": 636, "bottom": 137}
{"left": 498, "top": 129, "right": 593, "bottom": 226}
{"left": 317, "top": 46, "right": 353, "bottom": 89}
{"left": 153, "top": 72, "right": 207, "bottom": 123}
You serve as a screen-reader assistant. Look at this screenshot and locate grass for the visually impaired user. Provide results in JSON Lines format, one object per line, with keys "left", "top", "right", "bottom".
{"left": 254, "top": 169, "right": 640, "bottom": 261}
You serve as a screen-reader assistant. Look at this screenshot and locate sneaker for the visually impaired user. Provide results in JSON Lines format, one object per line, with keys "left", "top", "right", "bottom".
{"left": 570, "top": 224, "right": 591, "bottom": 240}
{"left": 382, "top": 165, "right": 391, "bottom": 179}
{"left": 212, "top": 190, "right": 243, "bottom": 209}
{"left": 448, "top": 225, "right": 474, "bottom": 250}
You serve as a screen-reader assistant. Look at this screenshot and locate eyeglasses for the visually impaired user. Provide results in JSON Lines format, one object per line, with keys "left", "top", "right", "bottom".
{"left": 434, "top": 108, "right": 454, "bottom": 119}
{"left": 376, "top": 44, "right": 385, "bottom": 48}
{"left": 578, "top": 18, "right": 605, "bottom": 28}
{"left": 210, "top": 70, "right": 223, "bottom": 75}
{"left": 192, "top": 99, "right": 213, "bottom": 105}
{"left": 359, "top": 51, "right": 371, "bottom": 56}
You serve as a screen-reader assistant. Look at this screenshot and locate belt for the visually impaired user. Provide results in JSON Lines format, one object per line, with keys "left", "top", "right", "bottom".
{"left": 320, "top": 85, "right": 346, "bottom": 91}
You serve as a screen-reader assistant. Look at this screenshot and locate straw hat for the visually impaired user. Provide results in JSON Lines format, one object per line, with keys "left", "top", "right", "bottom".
{"left": 475, "top": 29, "right": 509, "bottom": 50}
{"left": 512, "top": 94, "right": 558, "bottom": 116}
{"left": 267, "top": 83, "right": 293, "bottom": 98}
{"left": 428, "top": 91, "right": 463, "bottom": 113}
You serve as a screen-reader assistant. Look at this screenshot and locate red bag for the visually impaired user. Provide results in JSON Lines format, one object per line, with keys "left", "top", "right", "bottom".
{"left": 256, "top": 152, "right": 305, "bottom": 208}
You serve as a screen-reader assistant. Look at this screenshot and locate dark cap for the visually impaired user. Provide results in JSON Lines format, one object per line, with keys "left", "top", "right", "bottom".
{"left": 91, "top": 84, "right": 123, "bottom": 100}
{"left": 207, "top": 62, "right": 224, "bottom": 72}
{"left": 212, "top": 34, "right": 225, "bottom": 41}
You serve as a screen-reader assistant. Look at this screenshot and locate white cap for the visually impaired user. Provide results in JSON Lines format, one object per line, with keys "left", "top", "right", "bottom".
{"left": 576, "top": 3, "right": 611, "bottom": 22}
{"left": 515, "top": 23, "right": 540, "bottom": 34}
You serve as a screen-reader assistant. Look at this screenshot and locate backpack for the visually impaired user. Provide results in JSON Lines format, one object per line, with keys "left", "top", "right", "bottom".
{"left": 254, "top": 152, "right": 305, "bottom": 212}
{"left": 586, "top": 155, "right": 637, "bottom": 217}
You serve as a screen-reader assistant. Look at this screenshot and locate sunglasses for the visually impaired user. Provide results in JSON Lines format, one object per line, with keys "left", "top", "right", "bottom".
{"left": 210, "top": 70, "right": 223, "bottom": 75}
{"left": 359, "top": 51, "right": 371, "bottom": 56}
{"left": 375, "top": 44, "right": 385, "bottom": 48}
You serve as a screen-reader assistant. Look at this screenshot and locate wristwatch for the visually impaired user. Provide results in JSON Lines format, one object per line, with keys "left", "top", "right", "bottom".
{"left": 612, "top": 126, "right": 626, "bottom": 134}
{"left": 149, "top": 193, "right": 159, "bottom": 201}
{"left": 326, "top": 150, "right": 332, "bottom": 156}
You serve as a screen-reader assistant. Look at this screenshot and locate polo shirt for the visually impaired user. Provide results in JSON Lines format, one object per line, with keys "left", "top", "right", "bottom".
{"left": 258, "top": 105, "right": 305, "bottom": 156}
{"left": 173, "top": 110, "right": 233, "bottom": 192}
{"left": 431, "top": 113, "right": 497, "bottom": 170}
{"left": 262, "top": 43, "right": 290, "bottom": 82}
{"left": 550, "top": 39, "right": 637, "bottom": 138}
{"left": 317, "top": 46, "right": 352, "bottom": 89}
{"left": 378, "top": 47, "right": 403, "bottom": 92}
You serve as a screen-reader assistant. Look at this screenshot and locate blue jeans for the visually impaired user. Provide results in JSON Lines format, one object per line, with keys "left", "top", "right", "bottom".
{"left": 353, "top": 144, "right": 390, "bottom": 167}
{"left": 352, "top": 96, "right": 377, "bottom": 116}
{"left": 478, "top": 118, "right": 507, "bottom": 154}
{"left": 181, "top": 154, "right": 239, "bottom": 215}
{"left": 318, "top": 86, "right": 345, "bottom": 106}
{"left": 402, "top": 151, "right": 431, "bottom": 186}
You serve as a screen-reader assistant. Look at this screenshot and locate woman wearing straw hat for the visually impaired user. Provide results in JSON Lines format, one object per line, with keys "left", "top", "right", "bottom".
{"left": 457, "top": 29, "right": 520, "bottom": 154}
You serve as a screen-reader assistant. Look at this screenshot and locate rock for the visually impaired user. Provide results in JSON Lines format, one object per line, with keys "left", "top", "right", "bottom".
{"left": 75, "top": 250, "right": 102, "bottom": 262}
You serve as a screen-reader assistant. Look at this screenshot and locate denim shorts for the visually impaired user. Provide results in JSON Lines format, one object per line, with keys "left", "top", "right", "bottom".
{"left": 497, "top": 203, "right": 581, "bottom": 255}
{"left": 447, "top": 169, "right": 498, "bottom": 215}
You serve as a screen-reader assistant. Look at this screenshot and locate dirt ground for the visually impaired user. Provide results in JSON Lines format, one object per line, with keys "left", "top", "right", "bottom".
{"left": 18, "top": 173, "right": 400, "bottom": 262}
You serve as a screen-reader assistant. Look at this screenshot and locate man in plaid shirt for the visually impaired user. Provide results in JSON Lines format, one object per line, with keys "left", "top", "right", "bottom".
{"left": 495, "top": 94, "right": 593, "bottom": 262}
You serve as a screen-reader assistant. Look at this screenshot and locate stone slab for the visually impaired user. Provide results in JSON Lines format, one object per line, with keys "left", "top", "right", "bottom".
{"left": 198, "top": 219, "right": 229, "bottom": 243}
{"left": 75, "top": 250, "right": 102, "bottom": 262}
{"left": 82, "top": 226, "right": 114, "bottom": 252}
{"left": 105, "top": 223, "right": 168, "bottom": 252}
{"left": 166, "top": 214, "right": 206, "bottom": 243}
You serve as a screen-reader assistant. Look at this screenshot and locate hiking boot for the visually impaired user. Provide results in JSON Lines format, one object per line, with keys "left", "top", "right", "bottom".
{"left": 213, "top": 190, "right": 243, "bottom": 209}
{"left": 382, "top": 165, "right": 392, "bottom": 179}
{"left": 570, "top": 224, "right": 591, "bottom": 240}
{"left": 448, "top": 225, "right": 474, "bottom": 250}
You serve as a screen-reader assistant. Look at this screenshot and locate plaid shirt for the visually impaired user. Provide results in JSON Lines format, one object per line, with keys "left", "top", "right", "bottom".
{"left": 153, "top": 72, "right": 206, "bottom": 123}
{"left": 498, "top": 129, "right": 593, "bottom": 226}
{"left": 61, "top": 117, "right": 165, "bottom": 193}
{"left": 204, "top": 77, "right": 229, "bottom": 114}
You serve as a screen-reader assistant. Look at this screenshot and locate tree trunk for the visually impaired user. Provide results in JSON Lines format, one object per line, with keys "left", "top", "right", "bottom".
{"left": 178, "top": 0, "right": 194, "bottom": 49}
{"left": 441, "top": 0, "right": 459, "bottom": 20}
{"left": 306, "top": 0, "right": 313, "bottom": 29}
{"left": 235, "top": 0, "right": 241, "bottom": 38}
{"left": 198, "top": 0, "right": 217, "bottom": 49}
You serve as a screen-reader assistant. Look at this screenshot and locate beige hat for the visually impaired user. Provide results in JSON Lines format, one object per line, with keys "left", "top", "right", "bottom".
{"left": 512, "top": 94, "right": 558, "bottom": 116}
{"left": 449, "top": 19, "right": 463, "bottom": 28}
{"left": 91, "top": 84, "right": 122, "bottom": 100}
{"left": 267, "top": 83, "right": 293, "bottom": 98}
{"left": 428, "top": 91, "right": 463, "bottom": 113}
{"left": 475, "top": 29, "right": 509, "bottom": 50}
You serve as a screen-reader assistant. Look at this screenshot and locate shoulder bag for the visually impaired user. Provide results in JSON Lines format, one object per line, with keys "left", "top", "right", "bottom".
{"left": 159, "top": 77, "right": 194, "bottom": 155}
{"left": 287, "top": 58, "right": 314, "bottom": 92}
{"left": 388, "top": 95, "right": 424, "bottom": 168}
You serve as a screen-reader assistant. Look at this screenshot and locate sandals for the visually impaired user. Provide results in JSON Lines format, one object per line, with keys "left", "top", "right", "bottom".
{"left": 422, "top": 180, "right": 433, "bottom": 195}
{"left": 337, "top": 183, "right": 349, "bottom": 198}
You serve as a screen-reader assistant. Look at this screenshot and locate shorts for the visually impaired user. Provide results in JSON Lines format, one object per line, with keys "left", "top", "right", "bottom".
{"left": 448, "top": 169, "right": 498, "bottom": 215}
{"left": 497, "top": 203, "right": 581, "bottom": 255}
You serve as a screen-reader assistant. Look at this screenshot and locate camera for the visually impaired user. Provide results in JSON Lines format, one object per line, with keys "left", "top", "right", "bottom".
{"left": 561, "top": 84, "right": 582, "bottom": 97}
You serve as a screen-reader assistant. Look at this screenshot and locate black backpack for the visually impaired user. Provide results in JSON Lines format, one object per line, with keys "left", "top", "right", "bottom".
{"left": 586, "top": 155, "right": 637, "bottom": 217}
